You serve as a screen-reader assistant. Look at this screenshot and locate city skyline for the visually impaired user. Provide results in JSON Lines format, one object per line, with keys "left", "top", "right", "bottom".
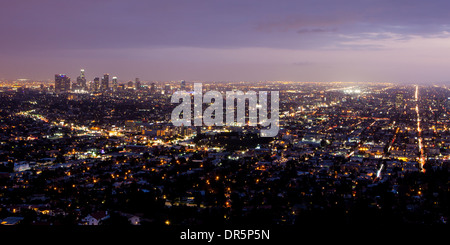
{"left": 2, "top": 0, "right": 450, "bottom": 83}
{"left": 3, "top": 1, "right": 450, "bottom": 239}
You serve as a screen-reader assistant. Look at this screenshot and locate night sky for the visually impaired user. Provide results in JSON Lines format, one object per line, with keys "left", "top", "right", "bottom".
{"left": 2, "top": 0, "right": 450, "bottom": 83}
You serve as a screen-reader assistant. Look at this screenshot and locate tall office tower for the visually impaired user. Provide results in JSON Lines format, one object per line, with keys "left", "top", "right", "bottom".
{"left": 150, "top": 82, "right": 156, "bottom": 94}
{"left": 76, "top": 69, "right": 87, "bottom": 91}
{"left": 164, "top": 84, "right": 171, "bottom": 95}
{"left": 93, "top": 77, "right": 100, "bottom": 92}
{"left": 55, "top": 74, "right": 70, "bottom": 94}
{"left": 135, "top": 78, "right": 141, "bottom": 90}
{"left": 180, "top": 80, "right": 186, "bottom": 90}
{"left": 112, "top": 76, "right": 118, "bottom": 91}
{"left": 101, "top": 74, "right": 109, "bottom": 91}
{"left": 88, "top": 80, "right": 93, "bottom": 91}
{"left": 80, "top": 69, "right": 87, "bottom": 90}
{"left": 72, "top": 80, "right": 79, "bottom": 91}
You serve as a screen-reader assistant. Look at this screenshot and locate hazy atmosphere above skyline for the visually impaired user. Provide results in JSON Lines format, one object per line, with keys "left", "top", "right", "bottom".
{"left": 2, "top": 0, "right": 450, "bottom": 83}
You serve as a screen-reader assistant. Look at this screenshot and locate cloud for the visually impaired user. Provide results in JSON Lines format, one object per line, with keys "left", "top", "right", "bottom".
{"left": 3, "top": 0, "right": 450, "bottom": 81}
{"left": 3, "top": 0, "right": 450, "bottom": 52}
{"left": 297, "top": 27, "right": 337, "bottom": 34}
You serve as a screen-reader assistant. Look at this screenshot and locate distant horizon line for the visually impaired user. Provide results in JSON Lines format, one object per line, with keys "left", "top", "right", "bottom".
{"left": 1, "top": 78, "right": 450, "bottom": 85}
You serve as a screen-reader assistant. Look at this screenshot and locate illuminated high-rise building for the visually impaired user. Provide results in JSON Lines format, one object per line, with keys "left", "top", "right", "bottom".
{"left": 55, "top": 74, "right": 70, "bottom": 94}
{"left": 101, "top": 74, "right": 109, "bottom": 91}
{"left": 180, "top": 80, "right": 186, "bottom": 90}
{"left": 112, "top": 76, "right": 118, "bottom": 91}
{"left": 93, "top": 77, "right": 100, "bottom": 92}
{"left": 76, "top": 69, "right": 87, "bottom": 91}
{"left": 135, "top": 78, "right": 141, "bottom": 90}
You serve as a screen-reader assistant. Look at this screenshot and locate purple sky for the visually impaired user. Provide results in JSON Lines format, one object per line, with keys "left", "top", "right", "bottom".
{"left": 2, "top": 0, "right": 450, "bottom": 83}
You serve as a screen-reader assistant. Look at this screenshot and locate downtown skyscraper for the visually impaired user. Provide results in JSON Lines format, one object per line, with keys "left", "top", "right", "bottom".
{"left": 112, "top": 76, "right": 118, "bottom": 91}
{"left": 55, "top": 74, "right": 70, "bottom": 94}
{"left": 93, "top": 77, "right": 100, "bottom": 92}
{"left": 75, "top": 69, "right": 87, "bottom": 91}
{"left": 135, "top": 78, "right": 141, "bottom": 90}
{"left": 101, "top": 74, "right": 109, "bottom": 92}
